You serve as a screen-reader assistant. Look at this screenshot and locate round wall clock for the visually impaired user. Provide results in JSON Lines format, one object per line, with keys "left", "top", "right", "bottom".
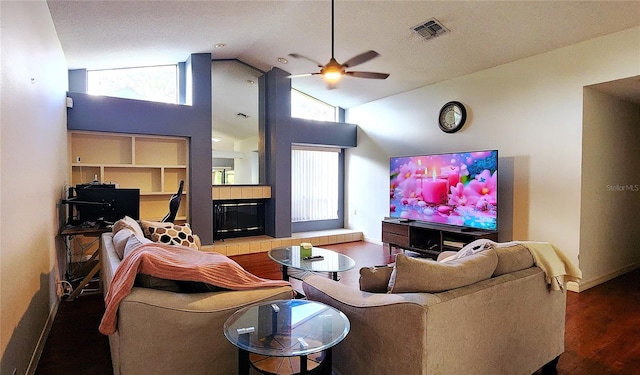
{"left": 438, "top": 101, "right": 467, "bottom": 133}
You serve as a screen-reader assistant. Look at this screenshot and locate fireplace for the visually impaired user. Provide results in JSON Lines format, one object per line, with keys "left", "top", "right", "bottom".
{"left": 213, "top": 200, "right": 266, "bottom": 240}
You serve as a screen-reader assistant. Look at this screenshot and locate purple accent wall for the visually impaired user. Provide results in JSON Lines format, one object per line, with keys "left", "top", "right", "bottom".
{"left": 260, "top": 67, "right": 357, "bottom": 238}
{"left": 66, "top": 54, "right": 214, "bottom": 243}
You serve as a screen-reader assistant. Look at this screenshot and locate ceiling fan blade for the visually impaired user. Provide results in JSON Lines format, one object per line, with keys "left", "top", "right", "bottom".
{"left": 345, "top": 71, "right": 390, "bottom": 79}
{"left": 343, "top": 50, "right": 380, "bottom": 68}
{"left": 286, "top": 73, "right": 320, "bottom": 79}
{"left": 288, "top": 53, "right": 323, "bottom": 67}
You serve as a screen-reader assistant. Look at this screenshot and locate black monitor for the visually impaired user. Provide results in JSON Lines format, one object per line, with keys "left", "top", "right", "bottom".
{"left": 70, "top": 185, "right": 140, "bottom": 224}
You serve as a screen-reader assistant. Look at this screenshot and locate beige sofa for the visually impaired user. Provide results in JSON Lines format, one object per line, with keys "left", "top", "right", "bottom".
{"left": 100, "top": 231, "right": 294, "bottom": 375}
{"left": 302, "top": 245, "right": 567, "bottom": 375}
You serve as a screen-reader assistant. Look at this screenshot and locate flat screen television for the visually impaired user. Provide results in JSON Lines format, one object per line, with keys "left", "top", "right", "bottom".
{"left": 390, "top": 150, "right": 498, "bottom": 231}
{"left": 72, "top": 185, "right": 140, "bottom": 224}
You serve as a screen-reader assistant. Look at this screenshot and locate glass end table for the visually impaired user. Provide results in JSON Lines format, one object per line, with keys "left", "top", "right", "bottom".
{"left": 268, "top": 246, "right": 356, "bottom": 281}
{"left": 224, "top": 299, "right": 350, "bottom": 375}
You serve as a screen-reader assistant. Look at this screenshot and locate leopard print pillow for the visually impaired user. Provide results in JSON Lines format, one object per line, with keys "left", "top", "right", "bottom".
{"left": 140, "top": 220, "right": 199, "bottom": 250}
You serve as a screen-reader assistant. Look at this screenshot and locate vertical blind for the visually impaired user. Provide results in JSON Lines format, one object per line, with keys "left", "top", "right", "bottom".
{"left": 291, "top": 148, "right": 340, "bottom": 222}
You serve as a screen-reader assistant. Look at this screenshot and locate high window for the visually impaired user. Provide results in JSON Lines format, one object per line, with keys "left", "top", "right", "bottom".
{"left": 291, "top": 89, "right": 337, "bottom": 122}
{"left": 87, "top": 65, "right": 178, "bottom": 104}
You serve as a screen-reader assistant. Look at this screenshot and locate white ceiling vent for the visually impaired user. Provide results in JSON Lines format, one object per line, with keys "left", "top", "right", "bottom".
{"left": 411, "top": 18, "right": 449, "bottom": 41}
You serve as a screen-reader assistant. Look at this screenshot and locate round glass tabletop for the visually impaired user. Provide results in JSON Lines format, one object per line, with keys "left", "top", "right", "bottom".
{"left": 223, "top": 299, "right": 350, "bottom": 357}
{"left": 268, "top": 246, "right": 356, "bottom": 273}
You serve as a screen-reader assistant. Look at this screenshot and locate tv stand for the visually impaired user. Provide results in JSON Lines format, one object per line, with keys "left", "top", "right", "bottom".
{"left": 382, "top": 219, "right": 498, "bottom": 259}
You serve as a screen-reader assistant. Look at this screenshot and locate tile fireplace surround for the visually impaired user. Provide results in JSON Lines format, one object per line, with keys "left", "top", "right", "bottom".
{"left": 201, "top": 229, "right": 363, "bottom": 257}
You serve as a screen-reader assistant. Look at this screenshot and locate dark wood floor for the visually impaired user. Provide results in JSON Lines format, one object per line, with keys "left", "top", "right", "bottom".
{"left": 35, "top": 241, "right": 640, "bottom": 374}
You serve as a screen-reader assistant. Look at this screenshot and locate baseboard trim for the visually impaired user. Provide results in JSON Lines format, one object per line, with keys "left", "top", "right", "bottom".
{"left": 572, "top": 261, "right": 640, "bottom": 292}
{"left": 26, "top": 298, "right": 60, "bottom": 375}
{"left": 363, "top": 237, "right": 382, "bottom": 245}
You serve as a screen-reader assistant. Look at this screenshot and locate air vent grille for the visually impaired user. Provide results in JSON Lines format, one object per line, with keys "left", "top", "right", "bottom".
{"left": 411, "top": 18, "right": 449, "bottom": 40}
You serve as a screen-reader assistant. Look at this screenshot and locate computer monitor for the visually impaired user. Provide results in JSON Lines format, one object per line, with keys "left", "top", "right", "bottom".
{"left": 72, "top": 186, "right": 140, "bottom": 224}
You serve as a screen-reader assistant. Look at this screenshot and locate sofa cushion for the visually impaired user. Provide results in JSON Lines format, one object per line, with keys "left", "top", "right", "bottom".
{"left": 140, "top": 220, "right": 199, "bottom": 249}
{"left": 388, "top": 249, "right": 498, "bottom": 293}
{"left": 135, "top": 273, "right": 182, "bottom": 292}
{"left": 177, "top": 281, "right": 225, "bottom": 293}
{"left": 491, "top": 243, "right": 535, "bottom": 277}
{"left": 359, "top": 265, "right": 394, "bottom": 293}
{"left": 112, "top": 216, "right": 144, "bottom": 237}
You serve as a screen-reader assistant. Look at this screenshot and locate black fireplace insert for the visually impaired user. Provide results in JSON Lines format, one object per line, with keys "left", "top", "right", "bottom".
{"left": 213, "top": 200, "right": 266, "bottom": 240}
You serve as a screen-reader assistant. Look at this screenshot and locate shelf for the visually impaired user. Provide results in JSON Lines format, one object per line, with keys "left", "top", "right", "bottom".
{"left": 69, "top": 131, "right": 189, "bottom": 222}
{"left": 140, "top": 191, "right": 187, "bottom": 196}
{"left": 71, "top": 163, "right": 187, "bottom": 168}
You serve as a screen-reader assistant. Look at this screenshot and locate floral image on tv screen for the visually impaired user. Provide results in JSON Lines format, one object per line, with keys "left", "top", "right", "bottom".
{"left": 390, "top": 150, "right": 498, "bottom": 230}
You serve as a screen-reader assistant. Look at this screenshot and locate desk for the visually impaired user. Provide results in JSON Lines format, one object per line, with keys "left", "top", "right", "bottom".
{"left": 59, "top": 226, "right": 111, "bottom": 301}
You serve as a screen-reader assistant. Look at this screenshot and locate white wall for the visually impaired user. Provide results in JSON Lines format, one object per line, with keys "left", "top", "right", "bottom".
{"left": 580, "top": 89, "right": 640, "bottom": 288}
{"left": 0, "top": 1, "right": 68, "bottom": 373}
{"left": 346, "top": 27, "right": 640, "bottom": 286}
{"left": 234, "top": 135, "right": 259, "bottom": 184}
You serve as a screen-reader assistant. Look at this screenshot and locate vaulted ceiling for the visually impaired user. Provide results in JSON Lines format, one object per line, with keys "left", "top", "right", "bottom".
{"left": 47, "top": 1, "right": 640, "bottom": 109}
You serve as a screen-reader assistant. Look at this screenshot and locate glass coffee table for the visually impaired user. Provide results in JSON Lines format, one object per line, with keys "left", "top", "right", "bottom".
{"left": 268, "top": 246, "right": 356, "bottom": 281}
{"left": 224, "top": 299, "right": 350, "bottom": 375}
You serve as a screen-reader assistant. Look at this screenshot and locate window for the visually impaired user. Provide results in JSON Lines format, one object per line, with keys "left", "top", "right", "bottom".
{"left": 87, "top": 65, "right": 178, "bottom": 104}
{"left": 291, "top": 89, "right": 337, "bottom": 122}
{"left": 212, "top": 169, "right": 234, "bottom": 185}
{"left": 291, "top": 147, "right": 340, "bottom": 222}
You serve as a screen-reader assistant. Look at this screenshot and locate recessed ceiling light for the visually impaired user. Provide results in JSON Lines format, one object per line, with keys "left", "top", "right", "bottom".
{"left": 214, "top": 43, "right": 226, "bottom": 49}
{"left": 212, "top": 137, "right": 221, "bottom": 142}
{"left": 246, "top": 80, "right": 255, "bottom": 85}
{"left": 277, "top": 57, "right": 288, "bottom": 64}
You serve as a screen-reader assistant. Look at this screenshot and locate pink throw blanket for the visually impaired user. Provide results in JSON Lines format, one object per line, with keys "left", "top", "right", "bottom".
{"left": 99, "top": 243, "right": 292, "bottom": 335}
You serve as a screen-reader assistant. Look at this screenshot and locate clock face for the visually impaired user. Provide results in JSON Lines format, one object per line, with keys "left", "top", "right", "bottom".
{"left": 438, "top": 101, "right": 466, "bottom": 133}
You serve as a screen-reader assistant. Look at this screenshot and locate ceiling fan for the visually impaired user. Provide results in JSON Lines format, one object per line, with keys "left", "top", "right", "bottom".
{"left": 288, "top": 0, "right": 389, "bottom": 89}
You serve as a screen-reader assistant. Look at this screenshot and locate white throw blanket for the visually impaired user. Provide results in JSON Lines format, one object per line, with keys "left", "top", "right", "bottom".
{"left": 445, "top": 239, "right": 582, "bottom": 291}
{"left": 521, "top": 241, "right": 582, "bottom": 291}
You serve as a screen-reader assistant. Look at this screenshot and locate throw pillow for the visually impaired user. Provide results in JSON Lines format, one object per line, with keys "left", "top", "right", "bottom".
{"left": 140, "top": 220, "right": 199, "bottom": 250}
{"left": 112, "top": 228, "right": 135, "bottom": 259}
{"left": 112, "top": 216, "right": 144, "bottom": 237}
{"left": 388, "top": 249, "right": 498, "bottom": 293}
{"left": 359, "top": 265, "right": 395, "bottom": 293}
{"left": 491, "top": 243, "right": 534, "bottom": 277}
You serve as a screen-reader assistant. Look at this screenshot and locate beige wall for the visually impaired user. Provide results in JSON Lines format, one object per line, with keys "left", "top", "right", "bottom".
{"left": 580, "top": 88, "right": 640, "bottom": 288}
{"left": 345, "top": 27, "right": 640, "bottom": 288}
{"left": 0, "top": 1, "right": 68, "bottom": 373}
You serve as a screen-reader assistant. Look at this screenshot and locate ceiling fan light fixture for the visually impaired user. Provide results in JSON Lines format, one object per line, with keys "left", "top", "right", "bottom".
{"left": 322, "top": 58, "right": 344, "bottom": 81}
{"left": 322, "top": 66, "right": 343, "bottom": 81}
{"left": 323, "top": 71, "right": 343, "bottom": 81}
{"left": 288, "top": 0, "right": 388, "bottom": 87}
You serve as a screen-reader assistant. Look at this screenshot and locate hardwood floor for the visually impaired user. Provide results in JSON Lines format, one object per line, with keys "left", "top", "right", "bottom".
{"left": 35, "top": 241, "right": 640, "bottom": 374}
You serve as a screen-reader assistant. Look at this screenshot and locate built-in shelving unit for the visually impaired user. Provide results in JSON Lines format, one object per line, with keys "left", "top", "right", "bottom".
{"left": 68, "top": 131, "right": 189, "bottom": 222}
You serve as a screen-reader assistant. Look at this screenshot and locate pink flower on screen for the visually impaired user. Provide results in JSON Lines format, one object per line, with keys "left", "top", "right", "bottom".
{"left": 466, "top": 170, "right": 497, "bottom": 204}
{"left": 448, "top": 182, "right": 475, "bottom": 206}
